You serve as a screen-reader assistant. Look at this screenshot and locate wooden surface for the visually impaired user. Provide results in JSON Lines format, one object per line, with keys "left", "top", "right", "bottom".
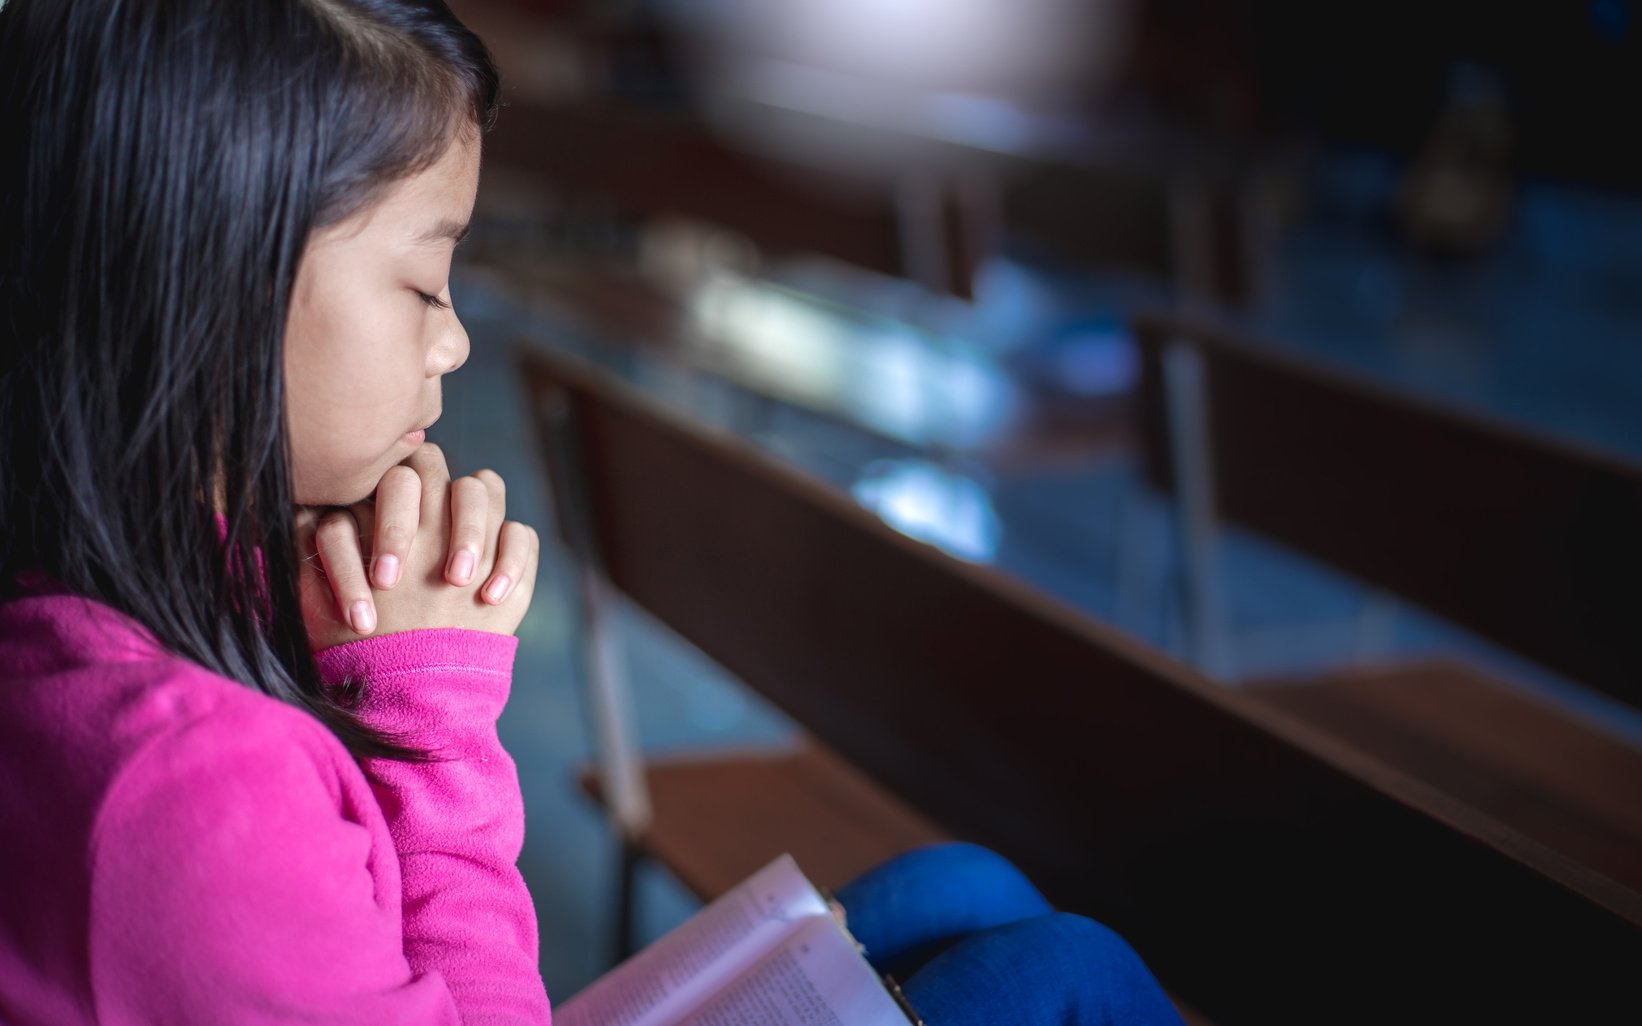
{"left": 1133, "top": 313, "right": 1642, "bottom": 709}
{"left": 518, "top": 343, "right": 1642, "bottom": 1023}
{"left": 1248, "top": 658, "right": 1642, "bottom": 895}
{"left": 579, "top": 740, "right": 950, "bottom": 901}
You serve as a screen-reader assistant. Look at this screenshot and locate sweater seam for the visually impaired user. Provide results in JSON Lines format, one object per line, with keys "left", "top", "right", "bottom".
{"left": 347, "top": 663, "right": 510, "bottom": 684}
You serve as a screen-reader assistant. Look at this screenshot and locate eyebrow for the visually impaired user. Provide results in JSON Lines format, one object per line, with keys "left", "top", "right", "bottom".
{"left": 413, "top": 218, "right": 471, "bottom": 247}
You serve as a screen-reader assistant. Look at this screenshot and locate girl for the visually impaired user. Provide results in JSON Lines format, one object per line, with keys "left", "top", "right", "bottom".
{"left": 0, "top": 1, "right": 1184, "bottom": 1023}
{"left": 1, "top": 1, "right": 550, "bottom": 1021}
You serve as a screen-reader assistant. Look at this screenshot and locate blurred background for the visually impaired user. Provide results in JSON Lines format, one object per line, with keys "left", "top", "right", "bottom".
{"left": 425, "top": 0, "right": 1642, "bottom": 1006}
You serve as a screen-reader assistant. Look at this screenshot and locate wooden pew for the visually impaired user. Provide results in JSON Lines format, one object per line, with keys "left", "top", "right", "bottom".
{"left": 1251, "top": 658, "right": 1642, "bottom": 894}
{"left": 1130, "top": 312, "right": 1642, "bottom": 899}
{"left": 1131, "top": 312, "right": 1642, "bottom": 711}
{"left": 515, "top": 341, "right": 1642, "bottom": 1023}
{"left": 1000, "top": 156, "right": 1272, "bottom": 308}
{"left": 485, "top": 100, "right": 983, "bottom": 297}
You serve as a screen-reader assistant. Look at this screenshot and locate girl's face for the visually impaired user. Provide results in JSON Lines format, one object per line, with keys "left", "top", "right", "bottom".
{"left": 284, "top": 131, "right": 481, "bottom": 505}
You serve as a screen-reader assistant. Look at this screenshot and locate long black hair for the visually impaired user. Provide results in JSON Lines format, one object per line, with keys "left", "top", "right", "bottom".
{"left": 0, "top": 0, "right": 499, "bottom": 760}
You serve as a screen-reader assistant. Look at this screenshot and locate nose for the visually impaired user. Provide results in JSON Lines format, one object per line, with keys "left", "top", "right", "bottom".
{"left": 428, "top": 310, "right": 470, "bottom": 378}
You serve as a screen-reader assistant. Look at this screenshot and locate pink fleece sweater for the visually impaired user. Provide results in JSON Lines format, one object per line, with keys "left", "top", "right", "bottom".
{"left": 0, "top": 579, "right": 553, "bottom": 1024}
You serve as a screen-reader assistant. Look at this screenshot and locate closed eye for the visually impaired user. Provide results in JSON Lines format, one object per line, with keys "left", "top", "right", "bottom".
{"left": 415, "top": 289, "right": 451, "bottom": 310}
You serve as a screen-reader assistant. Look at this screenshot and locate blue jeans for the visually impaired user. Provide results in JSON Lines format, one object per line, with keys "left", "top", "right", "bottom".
{"left": 835, "top": 843, "right": 1184, "bottom": 1026}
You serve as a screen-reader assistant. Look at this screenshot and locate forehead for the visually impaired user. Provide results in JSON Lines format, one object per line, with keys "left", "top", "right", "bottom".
{"left": 316, "top": 131, "right": 481, "bottom": 249}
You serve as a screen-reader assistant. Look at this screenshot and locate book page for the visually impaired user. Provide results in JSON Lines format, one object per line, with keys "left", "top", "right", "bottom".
{"left": 555, "top": 855, "right": 831, "bottom": 1026}
{"left": 678, "top": 916, "right": 912, "bottom": 1026}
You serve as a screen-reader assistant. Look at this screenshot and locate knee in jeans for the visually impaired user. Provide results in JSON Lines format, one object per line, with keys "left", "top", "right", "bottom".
{"left": 1033, "top": 913, "right": 1148, "bottom": 970}
{"left": 1039, "top": 912, "right": 1126, "bottom": 950}
{"left": 903, "top": 914, "right": 1178, "bottom": 1026}
{"left": 916, "top": 841, "right": 1014, "bottom": 870}
{"left": 908, "top": 842, "right": 1039, "bottom": 889}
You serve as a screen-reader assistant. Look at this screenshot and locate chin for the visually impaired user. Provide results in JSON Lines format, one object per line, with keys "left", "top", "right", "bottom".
{"left": 292, "top": 445, "right": 406, "bottom": 508}
{"left": 292, "top": 469, "right": 384, "bottom": 508}
{"left": 292, "top": 485, "right": 372, "bottom": 508}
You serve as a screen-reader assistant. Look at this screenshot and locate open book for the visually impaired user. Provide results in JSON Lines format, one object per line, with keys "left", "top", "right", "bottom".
{"left": 556, "top": 855, "right": 921, "bottom": 1026}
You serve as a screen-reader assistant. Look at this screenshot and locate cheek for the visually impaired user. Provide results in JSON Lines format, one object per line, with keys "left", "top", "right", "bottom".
{"left": 286, "top": 373, "right": 387, "bottom": 505}
{"left": 285, "top": 281, "right": 425, "bottom": 504}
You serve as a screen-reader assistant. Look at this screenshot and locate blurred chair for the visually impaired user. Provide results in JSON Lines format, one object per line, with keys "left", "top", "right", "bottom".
{"left": 514, "top": 340, "right": 1640, "bottom": 1024}
{"left": 485, "top": 100, "right": 986, "bottom": 298}
{"left": 1000, "top": 156, "right": 1275, "bottom": 310}
{"left": 483, "top": 97, "right": 1275, "bottom": 309}
{"left": 1130, "top": 311, "right": 1642, "bottom": 894}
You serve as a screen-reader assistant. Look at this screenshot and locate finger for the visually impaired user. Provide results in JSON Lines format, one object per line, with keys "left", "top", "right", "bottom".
{"left": 513, "top": 523, "right": 541, "bottom": 606}
{"left": 370, "top": 464, "right": 422, "bottom": 589}
{"left": 473, "top": 468, "right": 506, "bottom": 567}
{"left": 315, "top": 508, "right": 376, "bottom": 635}
{"left": 403, "top": 442, "right": 451, "bottom": 527}
{"left": 347, "top": 498, "right": 376, "bottom": 545}
{"left": 293, "top": 506, "right": 321, "bottom": 561}
{"left": 445, "top": 475, "right": 490, "bottom": 586}
{"left": 522, "top": 524, "right": 541, "bottom": 602}
{"left": 293, "top": 507, "right": 330, "bottom": 593}
{"left": 481, "top": 519, "right": 533, "bottom": 604}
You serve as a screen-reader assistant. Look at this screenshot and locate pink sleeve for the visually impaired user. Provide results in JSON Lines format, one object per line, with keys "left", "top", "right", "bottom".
{"left": 88, "top": 698, "right": 466, "bottom": 1024}
{"left": 318, "top": 629, "right": 552, "bottom": 1025}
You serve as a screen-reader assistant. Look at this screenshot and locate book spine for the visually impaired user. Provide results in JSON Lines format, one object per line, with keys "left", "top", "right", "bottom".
{"left": 881, "top": 974, "right": 927, "bottom": 1026}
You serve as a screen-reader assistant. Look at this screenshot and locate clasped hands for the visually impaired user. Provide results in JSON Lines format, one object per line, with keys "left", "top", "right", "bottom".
{"left": 296, "top": 443, "right": 539, "bottom": 650}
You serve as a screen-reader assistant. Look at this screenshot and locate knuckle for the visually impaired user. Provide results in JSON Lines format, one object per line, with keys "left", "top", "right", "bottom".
{"left": 323, "top": 557, "right": 361, "bottom": 587}
{"left": 475, "top": 469, "right": 506, "bottom": 501}
{"left": 453, "top": 475, "right": 487, "bottom": 503}
{"left": 410, "top": 443, "right": 448, "bottom": 476}
{"left": 315, "top": 514, "right": 355, "bottom": 544}
{"left": 499, "top": 525, "right": 528, "bottom": 559}
{"left": 454, "top": 511, "right": 486, "bottom": 539}
{"left": 382, "top": 464, "right": 420, "bottom": 491}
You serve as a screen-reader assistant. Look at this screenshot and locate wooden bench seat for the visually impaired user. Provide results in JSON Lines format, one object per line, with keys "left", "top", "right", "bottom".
{"left": 1247, "top": 658, "right": 1642, "bottom": 895}
{"left": 577, "top": 738, "right": 950, "bottom": 900}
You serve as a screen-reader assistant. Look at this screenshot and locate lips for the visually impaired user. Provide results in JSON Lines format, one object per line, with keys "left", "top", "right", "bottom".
{"left": 403, "top": 406, "right": 440, "bottom": 445}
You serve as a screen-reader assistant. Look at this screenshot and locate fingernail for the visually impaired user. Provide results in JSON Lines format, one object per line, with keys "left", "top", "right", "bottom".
{"left": 450, "top": 548, "right": 475, "bottom": 585}
{"left": 374, "top": 553, "right": 400, "bottom": 588}
{"left": 486, "top": 575, "right": 511, "bottom": 603}
{"left": 349, "top": 600, "right": 375, "bottom": 634}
